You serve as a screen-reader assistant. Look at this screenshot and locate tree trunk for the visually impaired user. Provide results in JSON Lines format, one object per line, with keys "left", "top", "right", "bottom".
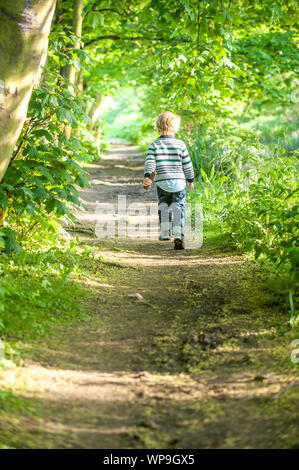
{"left": 89, "top": 93, "right": 104, "bottom": 156}
{"left": 66, "top": 0, "right": 83, "bottom": 87}
{"left": 0, "top": 0, "right": 57, "bottom": 182}
{"left": 64, "top": 0, "right": 83, "bottom": 138}
{"left": 95, "top": 119, "right": 102, "bottom": 156}
{"left": 90, "top": 93, "right": 104, "bottom": 131}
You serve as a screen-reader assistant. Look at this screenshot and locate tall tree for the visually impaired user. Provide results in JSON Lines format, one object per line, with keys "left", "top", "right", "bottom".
{"left": 0, "top": 0, "right": 56, "bottom": 182}
{"left": 64, "top": 0, "right": 84, "bottom": 138}
{"left": 66, "top": 0, "right": 83, "bottom": 88}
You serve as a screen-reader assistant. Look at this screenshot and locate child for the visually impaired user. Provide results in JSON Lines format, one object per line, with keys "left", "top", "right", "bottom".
{"left": 143, "top": 112, "right": 194, "bottom": 250}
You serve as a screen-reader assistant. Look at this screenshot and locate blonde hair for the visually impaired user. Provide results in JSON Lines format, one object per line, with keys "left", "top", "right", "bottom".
{"left": 156, "top": 112, "right": 181, "bottom": 135}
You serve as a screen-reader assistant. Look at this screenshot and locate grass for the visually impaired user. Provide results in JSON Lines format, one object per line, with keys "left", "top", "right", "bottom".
{"left": 0, "top": 238, "right": 94, "bottom": 342}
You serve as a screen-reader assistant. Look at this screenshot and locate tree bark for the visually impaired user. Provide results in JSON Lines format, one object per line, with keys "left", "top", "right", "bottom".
{"left": 89, "top": 93, "right": 104, "bottom": 156}
{"left": 90, "top": 93, "right": 104, "bottom": 131}
{"left": 64, "top": 0, "right": 83, "bottom": 138}
{"left": 66, "top": 0, "right": 83, "bottom": 87}
{"left": 0, "top": 0, "right": 56, "bottom": 182}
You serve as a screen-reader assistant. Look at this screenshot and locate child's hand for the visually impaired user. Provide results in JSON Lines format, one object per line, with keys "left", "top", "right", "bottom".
{"left": 143, "top": 177, "right": 152, "bottom": 190}
{"left": 188, "top": 182, "right": 194, "bottom": 190}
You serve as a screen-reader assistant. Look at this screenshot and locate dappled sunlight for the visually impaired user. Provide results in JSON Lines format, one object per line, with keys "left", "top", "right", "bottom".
{"left": 1, "top": 363, "right": 296, "bottom": 406}
{"left": 114, "top": 164, "right": 145, "bottom": 171}
{"left": 101, "top": 145, "right": 144, "bottom": 162}
{"left": 99, "top": 249, "right": 245, "bottom": 267}
{"left": 89, "top": 179, "right": 141, "bottom": 187}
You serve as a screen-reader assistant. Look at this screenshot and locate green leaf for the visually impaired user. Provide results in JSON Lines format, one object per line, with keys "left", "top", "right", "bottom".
{"left": 0, "top": 194, "right": 8, "bottom": 210}
{"left": 55, "top": 108, "right": 77, "bottom": 127}
{"left": 54, "top": 200, "right": 67, "bottom": 216}
{"left": 25, "top": 201, "right": 39, "bottom": 216}
{"left": 73, "top": 49, "right": 90, "bottom": 63}
{"left": 0, "top": 227, "right": 21, "bottom": 254}
{"left": 254, "top": 245, "right": 263, "bottom": 260}
{"left": 33, "top": 129, "right": 54, "bottom": 141}
{"left": 45, "top": 198, "right": 56, "bottom": 213}
{"left": 187, "top": 77, "right": 196, "bottom": 86}
{"left": 87, "top": 12, "right": 104, "bottom": 29}
{"left": 22, "top": 187, "right": 35, "bottom": 199}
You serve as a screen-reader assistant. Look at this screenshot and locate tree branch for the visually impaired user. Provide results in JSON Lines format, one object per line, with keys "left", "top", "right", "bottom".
{"left": 86, "top": 4, "right": 134, "bottom": 20}
{"left": 197, "top": 0, "right": 201, "bottom": 53}
{"left": 91, "top": 8, "right": 123, "bottom": 16}
{"left": 84, "top": 35, "right": 191, "bottom": 46}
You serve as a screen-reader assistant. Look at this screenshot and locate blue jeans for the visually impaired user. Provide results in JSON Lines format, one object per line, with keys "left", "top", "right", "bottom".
{"left": 157, "top": 186, "right": 186, "bottom": 240}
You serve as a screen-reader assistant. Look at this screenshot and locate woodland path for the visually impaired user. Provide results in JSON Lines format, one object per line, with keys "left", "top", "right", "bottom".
{"left": 0, "top": 143, "right": 298, "bottom": 449}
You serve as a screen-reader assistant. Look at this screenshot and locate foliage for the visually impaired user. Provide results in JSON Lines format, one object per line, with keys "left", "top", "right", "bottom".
{"left": 0, "top": 239, "right": 90, "bottom": 340}
{"left": 0, "top": 31, "right": 97, "bottom": 253}
{"left": 189, "top": 143, "right": 298, "bottom": 272}
{"left": 83, "top": 0, "right": 297, "bottom": 115}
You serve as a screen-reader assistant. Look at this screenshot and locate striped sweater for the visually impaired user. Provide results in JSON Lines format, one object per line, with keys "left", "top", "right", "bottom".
{"left": 144, "top": 135, "right": 194, "bottom": 183}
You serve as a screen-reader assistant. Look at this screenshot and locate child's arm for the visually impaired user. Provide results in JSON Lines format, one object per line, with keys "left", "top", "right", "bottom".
{"left": 143, "top": 171, "right": 156, "bottom": 189}
{"left": 143, "top": 144, "right": 156, "bottom": 189}
{"left": 181, "top": 143, "right": 194, "bottom": 188}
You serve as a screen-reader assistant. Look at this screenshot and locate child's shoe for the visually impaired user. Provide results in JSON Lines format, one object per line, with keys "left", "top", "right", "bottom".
{"left": 159, "top": 235, "right": 171, "bottom": 241}
{"left": 174, "top": 238, "right": 184, "bottom": 250}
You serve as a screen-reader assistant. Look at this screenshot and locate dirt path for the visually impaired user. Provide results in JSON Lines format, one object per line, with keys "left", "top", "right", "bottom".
{"left": 0, "top": 143, "right": 298, "bottom": 449}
